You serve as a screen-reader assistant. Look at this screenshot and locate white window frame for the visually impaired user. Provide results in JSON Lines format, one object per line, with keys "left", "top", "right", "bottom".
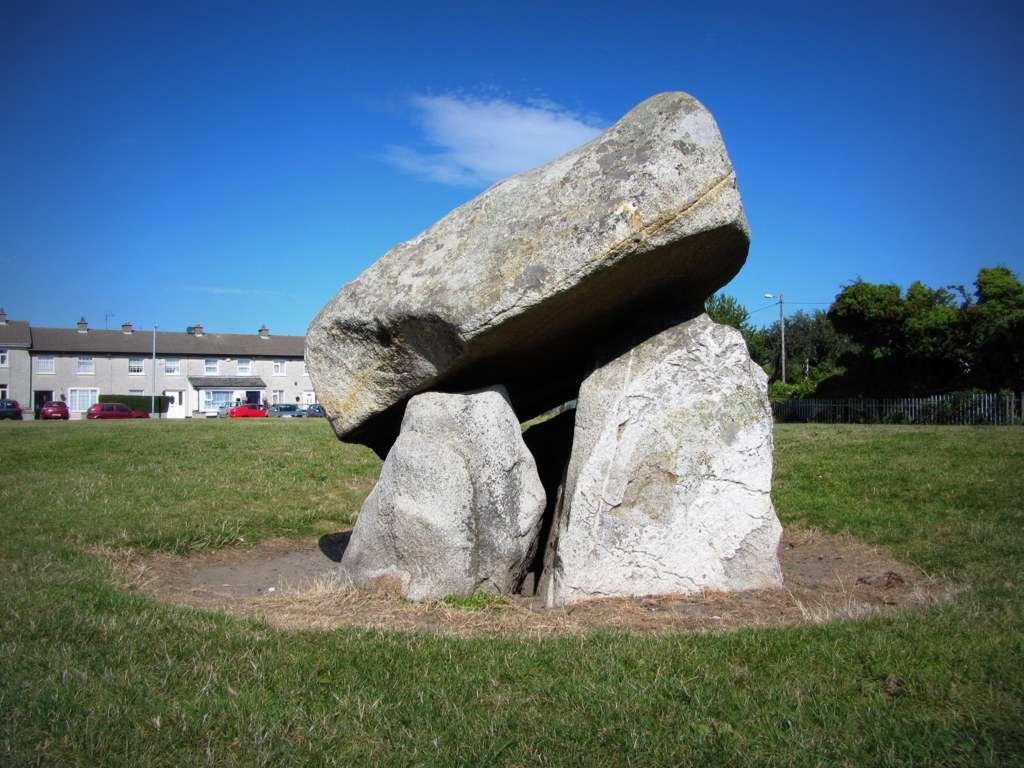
{"left": 271, "top": 389, "right": 284, "bottom": 405}
{"left": 0, "top": 348, "right": 7, "bottom": 367}
{"left": 237, "top": 358, "right": 252, "bottom": 375}
{"left": 128, "top": 357, "right": 144, "bottom": 375}
{"left": 68, "top": 387, "right": 99, "bottom": 413}
{"left": 204, "top": 358, "right": 219, "bottom": 375}
{"left": 36, "top": 355, "right": 55, "bottom": 374}
{"left": 77, "top": 356, "right": 95, "bottom": 375}
{"left": 202, "top": 389, "right": 234, "bottom": 412}
{"left": 128, "top": 389, "right": 144, "bottom": 396}
{"left": 164, "top": 358, "right": 180, "bottom": 375}
{"left": 272, "top": 359, "right": 286, "bottom": 376}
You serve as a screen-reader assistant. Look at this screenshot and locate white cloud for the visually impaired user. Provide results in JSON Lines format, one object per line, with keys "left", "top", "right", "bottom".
{"left": 384, "top": 95, "right": 605, "bottom": 186}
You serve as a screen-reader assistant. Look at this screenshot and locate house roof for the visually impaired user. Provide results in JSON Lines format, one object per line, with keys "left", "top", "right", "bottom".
{"left": 0, "top": 321, "right": 32, "bottom": 347}
{"left": 188, "top": 376, "right": 268, "bottom": 389}
{"left": 29, "top": 327, "right": 305, "bottom": 357}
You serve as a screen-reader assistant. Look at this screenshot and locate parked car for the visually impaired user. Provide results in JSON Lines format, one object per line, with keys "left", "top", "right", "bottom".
{"left": 267, "top": 403, "right": 303, "bottom": 418}
{"left": 0, "top": 399, "right": 23, "bottom": 420}
{"left": 304, "top": 403, "right": 326, "bottom": 418}
{"left": 38, "top": 400, "right": 69, "bottom": 420}
{"left": 86, "top": 402, "right": 149, "bottom": 419}
{"left": 229, "top": 403, "right": 268, "bottom": 418}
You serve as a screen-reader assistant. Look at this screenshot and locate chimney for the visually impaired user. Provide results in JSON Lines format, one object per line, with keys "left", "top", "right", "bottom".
{"left": 121, "top": 321, "right": 134, "bottom": 334}
{"left": 258, "top": 324, "right": 270, "bottom": 339}
{"left": 0, "top": 308, "right": 7, "bottom": 325}
{"left": 76, "top": 317, "right": 88, "bottom": 333}
{"left": 190, "top": 323, "right": 204, "bottom": 337}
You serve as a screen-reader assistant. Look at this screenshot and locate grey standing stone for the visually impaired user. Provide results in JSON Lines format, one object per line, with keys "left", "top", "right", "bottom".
{"left": 548, "top": 314, "right": 783, "bottom": 605}
{"left": 339, "top": 386, "right": 546, "bottom": 601}
{"left": 307, "top": 91, "right": 750, "bottom": 456}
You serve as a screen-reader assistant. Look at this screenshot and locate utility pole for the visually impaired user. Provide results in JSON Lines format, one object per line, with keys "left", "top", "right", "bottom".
{"left": 151, "top": 324, "right": 158, "bottom": 416}
{"left": 764, "top": 293, "right": 786, "bottom": 384}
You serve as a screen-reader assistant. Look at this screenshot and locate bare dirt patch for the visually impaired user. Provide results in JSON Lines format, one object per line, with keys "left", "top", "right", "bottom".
{"left": 106, "top": 527, "right": 960, "bottom": 638}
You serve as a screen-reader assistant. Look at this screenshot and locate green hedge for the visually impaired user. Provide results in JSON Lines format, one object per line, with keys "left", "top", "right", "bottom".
{"left": 98, "top": 394, "right": 170, "bottom": 414}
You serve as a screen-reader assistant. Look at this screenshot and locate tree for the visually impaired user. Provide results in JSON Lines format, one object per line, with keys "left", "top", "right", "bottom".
{"left": 819, "top": 266, "right": 1024, "bottom": 396}
{"left": 756, "top": 310, "right": 852, "bottom": 396}
{"left": 965, "top": 267, "right": 1024, "bottom": 390}
{"left": 828, "top": 280, "right": 905, "bottom": 353}
{"left": 705, "top": 293, "right": 750, "bottom": 331}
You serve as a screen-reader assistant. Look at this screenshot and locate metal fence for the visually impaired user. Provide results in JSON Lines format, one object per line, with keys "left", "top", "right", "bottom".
{"left": 772, "top": 393, "right": 1024, "bottom": 425}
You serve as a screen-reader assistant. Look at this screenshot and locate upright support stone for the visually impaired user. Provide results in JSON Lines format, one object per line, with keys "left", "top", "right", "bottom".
{"left": 549, "top": 314, "right": 783, "bottom": 605}
{"left": 339, "top": 386, "right": 546, "bottom": 601}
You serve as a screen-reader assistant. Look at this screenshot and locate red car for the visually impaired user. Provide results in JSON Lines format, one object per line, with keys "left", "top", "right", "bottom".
{"left": 86, "top": 402, "right": 149, "bottom": 419}
{"left": 38, "top": 400, "right": 69, "bottom": 420}
{"left": 229, "top": 403, "right": 268, "bottom": 418}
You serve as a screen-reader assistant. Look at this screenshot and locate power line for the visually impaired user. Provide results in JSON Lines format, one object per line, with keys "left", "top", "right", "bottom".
{"left": 748, "top": 300, "right": 832, "bottom": 315}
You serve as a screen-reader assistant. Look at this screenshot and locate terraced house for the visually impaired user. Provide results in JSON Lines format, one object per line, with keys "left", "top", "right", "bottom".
{"left": 0, "top": 309, "right": 314, "bottom": 418}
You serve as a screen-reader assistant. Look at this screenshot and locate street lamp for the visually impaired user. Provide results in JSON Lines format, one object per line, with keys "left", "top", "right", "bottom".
{"left": 764, "top": 293, "right": 785, "bottom": 384}
{"left": 151, "top": 324, "right": 158, "bottom": 416}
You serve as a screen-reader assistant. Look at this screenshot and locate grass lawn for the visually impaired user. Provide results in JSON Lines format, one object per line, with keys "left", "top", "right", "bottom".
{"left": 1, "top": 420, "right": 1022, "bottom": 766}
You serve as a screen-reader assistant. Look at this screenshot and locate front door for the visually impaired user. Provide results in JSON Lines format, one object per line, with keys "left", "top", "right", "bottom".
{"left": 245, "top": 390, "right": 261, "bottom": 405}
{"left": 34, "top": 390, "right": 53, "bottom": 417}
{"left": 164, "top": 390, "right": 186, "bottom": 419}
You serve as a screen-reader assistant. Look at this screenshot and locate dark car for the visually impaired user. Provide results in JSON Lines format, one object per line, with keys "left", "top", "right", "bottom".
{"left": 86, "top": 402, "right": 149, "bottom": 419}
{"left": 267, "top": 403, "right": 303, "bottom": 418}
{"left": 0, "top": 399, "right": 23, "bottom": 420}
{"left": 38, "top": 400, "right": 69, "bottom": 420}
{"left": 304, "top": 403, "right": 326, "bottom": 418}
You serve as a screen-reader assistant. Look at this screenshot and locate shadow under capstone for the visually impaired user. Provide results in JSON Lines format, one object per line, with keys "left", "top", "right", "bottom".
{"left": 519, "top": 406, "right": 577, "bottom": 596}
{"left": 318, "top": 530, "right": 353, "bottom": 563}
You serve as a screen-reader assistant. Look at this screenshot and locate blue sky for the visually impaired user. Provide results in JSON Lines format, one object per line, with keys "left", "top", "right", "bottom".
{"left": 2, "top": 1, "right": 1021, "bottom": 334}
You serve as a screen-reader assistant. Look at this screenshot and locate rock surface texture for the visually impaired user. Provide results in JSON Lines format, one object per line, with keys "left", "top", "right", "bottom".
{"left": 548, "top": 314, "right": 783, "bottom": 605}
{"left": 338, "top": 386, "right": 545, "bottom": 601}
{"left": 307, "top": 91, "right": 750, "bottom": 456}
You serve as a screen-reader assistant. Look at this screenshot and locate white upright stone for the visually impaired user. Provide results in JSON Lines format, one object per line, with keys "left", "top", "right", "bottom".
{"left": 339, "top": 386, "right": 546, "bottom": 601}
{"left": 549, "top": 314, "right": 783, "bottom": 605}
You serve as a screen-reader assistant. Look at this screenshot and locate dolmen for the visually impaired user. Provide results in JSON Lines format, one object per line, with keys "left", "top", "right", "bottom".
{"left": 306, "top": 92, "right": 783, "bottom": 605}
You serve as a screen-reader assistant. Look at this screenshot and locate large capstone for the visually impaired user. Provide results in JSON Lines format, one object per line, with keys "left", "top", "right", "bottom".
{"left": 547, "top": 314, "right": 783, "bottom": 605}
{"left": 338, "top": 386, "right": 545, "bottom": 601}
{"left": 307, "top": 91, "right": 750, "bottom": 456}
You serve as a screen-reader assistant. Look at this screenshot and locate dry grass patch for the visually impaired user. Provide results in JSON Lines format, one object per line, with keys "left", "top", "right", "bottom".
{"left": 105, "top": 526, "right": 960, "bottom": 638}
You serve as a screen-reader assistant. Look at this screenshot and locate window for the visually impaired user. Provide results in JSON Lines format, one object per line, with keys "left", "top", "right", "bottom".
{"left": 36, "top": 355, "right": 54, "bottom": 374}
{"left": 129, "top": 389, "right": 144, "bottom": 395}
{"left": 77, "top": 356, "right": 94, "bottom": 374}
{"left": 128, "top": 357, "right": 144, "bottom": 375}
{"left": 204, "top": 358, "right": 219, "bottom": 375}
{"left": 68, "top": 388, "right": 99, "bottom": 412}
{"left": 0, "top": 348, "right": 7, "bottom": 367}
{"left": 273, "top": 359, "right": 286, "bottom": 376}
{"left": 202, "top": 390, "right": 233, "bottom": 411}
{"left": 237, "top": 358, "right": 252, "bottom": 375}
{"left": 164, "top": 358, "right": 180, "bottom": 375}
{"left": 272, "top": 389, "right": 284, "bottom": 404}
